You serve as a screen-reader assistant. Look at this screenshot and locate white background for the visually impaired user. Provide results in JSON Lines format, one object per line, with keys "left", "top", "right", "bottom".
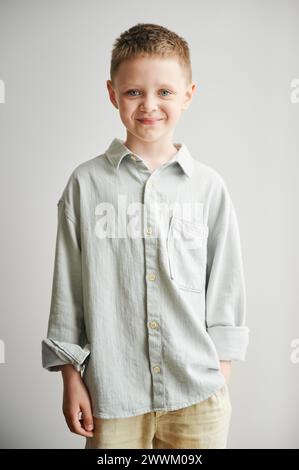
{"left": 0, "top": 0, "right": 298, "bottom": 448}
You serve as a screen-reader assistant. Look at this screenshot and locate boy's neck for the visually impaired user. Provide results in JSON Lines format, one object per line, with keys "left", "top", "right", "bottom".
{"left": 124, "top": 134, "right": 179, "bottom": 169}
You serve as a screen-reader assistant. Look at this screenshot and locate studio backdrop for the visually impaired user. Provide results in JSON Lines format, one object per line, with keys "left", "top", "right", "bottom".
{"left": 0, "top": 0, "right": 298, "bottom": 449}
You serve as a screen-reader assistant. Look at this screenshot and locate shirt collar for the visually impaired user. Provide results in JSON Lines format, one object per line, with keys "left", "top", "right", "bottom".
{"left": 105, "top": 137, "right": 194, "bottom": 177}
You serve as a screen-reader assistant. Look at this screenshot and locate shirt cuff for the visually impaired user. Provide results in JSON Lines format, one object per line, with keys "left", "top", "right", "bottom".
{"left": 207, "top": 325, "right": 250, "bottom": 361}
{"left": 41, "top": 339, "right": 91, "bottom": 372}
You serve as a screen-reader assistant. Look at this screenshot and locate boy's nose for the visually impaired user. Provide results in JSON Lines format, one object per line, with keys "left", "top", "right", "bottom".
{"left": 140, "top": 97, "right": 159, "bottom": 112}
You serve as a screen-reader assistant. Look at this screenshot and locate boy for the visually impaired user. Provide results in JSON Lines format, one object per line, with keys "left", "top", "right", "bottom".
{"left": 42, "top": 23, "right": 249, "bottom": 449}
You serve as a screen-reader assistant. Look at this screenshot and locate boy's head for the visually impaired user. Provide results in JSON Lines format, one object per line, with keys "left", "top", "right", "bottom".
{"left": 106, "top": 23, "right": 196, "bottom": 144}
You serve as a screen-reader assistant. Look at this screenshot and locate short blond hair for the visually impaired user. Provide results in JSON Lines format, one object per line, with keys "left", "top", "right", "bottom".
{"left": 110, "top": 23, "right": 192, "bottom": 86}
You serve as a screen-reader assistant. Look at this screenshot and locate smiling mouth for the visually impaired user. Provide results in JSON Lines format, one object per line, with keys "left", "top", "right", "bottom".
{"left": 137, "top": 118, "right": 163, "bottom": 125}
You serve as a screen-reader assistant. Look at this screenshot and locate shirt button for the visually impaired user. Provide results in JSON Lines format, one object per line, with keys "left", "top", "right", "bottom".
{"left": 130, "top": 154, "right": 137, "bottom": 161}
{"left": 153, "top": 365, "right": 161, "bottom": 374}
{"left": 149, "top": 320, "right": 158, "bottom": 329}
{"left": 147, "top": 273, "right": 156, "bottom": 282}
{"left": 146, "top": 227, "right": 153, "bottom": 235}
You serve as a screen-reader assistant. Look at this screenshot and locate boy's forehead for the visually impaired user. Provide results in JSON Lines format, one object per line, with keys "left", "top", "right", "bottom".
{"left": 118, "top": 56, "right": 183, "bottom": 73}
{"left": 119, "top": 80, "right": 178, "bottom": 88}
{"left": 115, "top": 58, "right": 186, "bottom": 88}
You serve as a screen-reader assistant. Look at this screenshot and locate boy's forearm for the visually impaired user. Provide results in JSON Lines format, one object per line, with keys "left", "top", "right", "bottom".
{"left": 219, "top": 360, "right": 232, "bottom": 383}
{"left": 219, "top": 360, "right": 232, "bottom": 369}
{"left": 59, "top": 364, "right": 82, "bottom": 383}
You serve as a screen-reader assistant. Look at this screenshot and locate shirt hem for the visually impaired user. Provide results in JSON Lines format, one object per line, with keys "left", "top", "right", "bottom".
{"left": 91, "top": 386, "right": 225, "bottom": 419}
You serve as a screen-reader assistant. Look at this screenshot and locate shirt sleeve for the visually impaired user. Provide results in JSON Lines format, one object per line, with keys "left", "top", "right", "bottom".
{"left": 41, "top": 185, "right": 90, "bottom": 373}
{"left": 205, "top": 176, "right": 249, "bottom": 361}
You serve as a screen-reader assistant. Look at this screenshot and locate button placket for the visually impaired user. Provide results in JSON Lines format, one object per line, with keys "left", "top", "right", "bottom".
{"left": 144, "top": 177, "right": 165, "bottom": 409}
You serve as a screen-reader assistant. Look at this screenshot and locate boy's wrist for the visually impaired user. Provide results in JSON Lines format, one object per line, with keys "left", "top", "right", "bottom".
{"left": 60, "top": 364, "right": 82, "bottom": 382}
{"left": 219, "top": 360, "right": 232, "bottom": 383}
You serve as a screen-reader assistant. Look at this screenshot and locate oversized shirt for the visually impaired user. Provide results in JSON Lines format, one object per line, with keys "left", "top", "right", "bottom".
{"left": 41, "top": 137, "right": 249, "bottom": 419}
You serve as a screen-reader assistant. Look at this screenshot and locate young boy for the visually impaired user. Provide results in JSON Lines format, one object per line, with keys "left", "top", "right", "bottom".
{"left": 42, "top": 23, "right": 249, "bottom": 449}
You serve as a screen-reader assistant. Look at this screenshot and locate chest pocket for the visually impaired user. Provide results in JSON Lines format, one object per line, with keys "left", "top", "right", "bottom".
{"left": 166, "top": 216, "right": 209, "bottom": 293}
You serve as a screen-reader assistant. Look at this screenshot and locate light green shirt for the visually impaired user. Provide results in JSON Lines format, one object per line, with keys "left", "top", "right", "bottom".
{"left": 41, "top": 137, "right": 249, "bottom": 419}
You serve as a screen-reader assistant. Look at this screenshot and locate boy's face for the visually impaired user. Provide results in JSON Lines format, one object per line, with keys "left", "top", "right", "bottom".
{"left": 106, "top": 56, "right": 196, "bottom": 144}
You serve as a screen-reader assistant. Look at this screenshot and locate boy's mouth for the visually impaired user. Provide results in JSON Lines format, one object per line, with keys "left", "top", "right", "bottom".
{"left": 137, "top": 118, "right": 163, "bottom": 125}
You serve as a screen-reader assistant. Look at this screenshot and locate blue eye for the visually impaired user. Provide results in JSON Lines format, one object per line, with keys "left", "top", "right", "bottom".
{"left": 160, "top": 89, "right": 171, "bottom": 96}
{"left": 126, "top": 89, "right": 171, "bottom": 97}
{"left": 126, "top": 90, "right": 140, "bottom": 96}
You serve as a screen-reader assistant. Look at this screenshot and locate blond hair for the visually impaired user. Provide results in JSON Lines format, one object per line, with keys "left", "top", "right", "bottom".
{"left": 110, "top": 23, "right": 192, "bottom": 86}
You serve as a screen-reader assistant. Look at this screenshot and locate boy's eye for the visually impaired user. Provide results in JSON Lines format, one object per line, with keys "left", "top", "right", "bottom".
{"left": 126, "top": 89, "right": 171, "bottom": 97}
{"left": 126, "top": 90, "right": 140, "bottom": 96}
{"left": 160, "top": 89, "right": 171, "bottom": 97}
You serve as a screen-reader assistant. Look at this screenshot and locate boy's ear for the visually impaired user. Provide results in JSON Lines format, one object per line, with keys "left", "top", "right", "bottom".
{"left": 182, "top": 82, "right": 197, "bottom": 110}
{"left": 106, "top": 80, "right": 118, "bottom": 109}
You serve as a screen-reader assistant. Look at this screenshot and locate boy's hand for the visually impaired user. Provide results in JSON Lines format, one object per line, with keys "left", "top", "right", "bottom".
{"left": 60, "top": 364, "right": 94, "bottom": 438}
{"left": 219, "top": 360, "right": 232, "bottom": 384}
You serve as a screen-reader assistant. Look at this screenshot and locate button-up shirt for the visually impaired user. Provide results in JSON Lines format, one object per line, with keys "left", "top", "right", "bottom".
{"left": 41, "top": 137, "right": 249, "bottom": 419}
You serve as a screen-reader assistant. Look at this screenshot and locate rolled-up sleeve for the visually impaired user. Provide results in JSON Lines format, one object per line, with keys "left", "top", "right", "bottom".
{"left": 41, "top": 193, "right": 90, "bottom": 372}
{"left": 205, "top": 177, "right": 249, "bottom": 361}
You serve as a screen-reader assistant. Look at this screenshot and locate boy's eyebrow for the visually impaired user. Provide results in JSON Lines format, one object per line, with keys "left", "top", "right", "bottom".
{"left": 121, "top": 83, "right": 176, "bottom": 89}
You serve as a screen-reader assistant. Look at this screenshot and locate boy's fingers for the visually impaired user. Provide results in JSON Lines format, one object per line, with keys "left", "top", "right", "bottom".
{"left": 81, "top": 405, "right": 94, "bottom": 432}
{"left": 66, "top": 412, "right": 94, "bottom": 437}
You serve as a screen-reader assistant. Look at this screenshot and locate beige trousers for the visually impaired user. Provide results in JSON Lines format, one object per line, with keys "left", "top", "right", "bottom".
{"left": 85, "top": 384, "right": 232, "bottom": 449}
